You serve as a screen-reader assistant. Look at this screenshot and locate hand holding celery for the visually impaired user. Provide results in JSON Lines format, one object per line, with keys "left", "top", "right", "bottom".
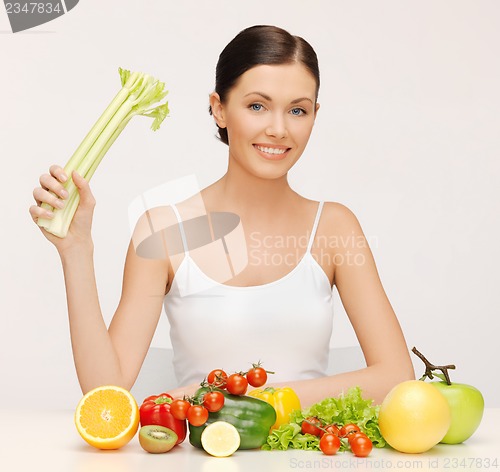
{"left": 37, "top": 68, "right": 169, "bottom": 238}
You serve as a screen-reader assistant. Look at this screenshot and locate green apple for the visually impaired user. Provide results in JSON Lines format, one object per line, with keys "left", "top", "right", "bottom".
{"left": 430, "top": 381, "right": 484, "bottom": 444}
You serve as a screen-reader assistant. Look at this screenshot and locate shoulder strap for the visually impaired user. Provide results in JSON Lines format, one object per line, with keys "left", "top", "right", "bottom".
{"left": 171, "top": 204, "right": 190, "bottom": 256}
{"left": 307, "top": 201, "right": 324, "bottom": 252}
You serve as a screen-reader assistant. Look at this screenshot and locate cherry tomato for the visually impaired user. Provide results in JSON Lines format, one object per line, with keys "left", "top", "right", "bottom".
{"left": 187, "top": 405, "right": 209, "bottom": 427}
{"left": 348, "top": 431, "right": 369, "bottom": 445}
{"left": 349, "top": 433, "right": 373, "bottom": 457}
{"left": 320, "top": 424, "right": 341, "bottom": 437}
{"left": 246, "top": 366, "right": 268, "bottom": 387}
{"left": 207, "top": 369, "right": 228, "bottom": 389}
{"left": 319, "top": 432, "right": 341, "bottom": 455}
{"left": 170, "top": 399, "right": 191, "bottom": 421}
{"left": 301, "top": 417, "right": 323, "bottom": 436}
{"left": 340, "top": 423, "right": 360, "bottom": 438}
{"left": 203, "top": 391, "right": 225, "bottom": 412}
{"left": 226, "top": 373, "right": 248, "bottom": 395}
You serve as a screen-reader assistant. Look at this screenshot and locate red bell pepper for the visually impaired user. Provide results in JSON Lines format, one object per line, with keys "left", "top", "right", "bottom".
{"left": 139, "top": 393, "right": 187, "bottom": 445}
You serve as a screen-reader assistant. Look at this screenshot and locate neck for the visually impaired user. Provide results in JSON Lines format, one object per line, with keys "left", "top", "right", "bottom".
{"left": 215, "top": 155, "right": 296, "bottom": 214}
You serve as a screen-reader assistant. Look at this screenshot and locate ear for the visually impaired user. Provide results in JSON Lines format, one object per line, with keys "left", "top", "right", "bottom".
{"left": 314, "top": 102, "right": 320, "bottom": 117}
{"left": 209, "top": 92, "right": 227, "bottom": 129}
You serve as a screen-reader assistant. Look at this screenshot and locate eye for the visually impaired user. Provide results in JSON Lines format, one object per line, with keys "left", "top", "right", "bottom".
{"left": 249, "top": 103, "right": 264, "bottom": 112}
{"left": 290, "top": 107, "right": 306, "bottom": 116}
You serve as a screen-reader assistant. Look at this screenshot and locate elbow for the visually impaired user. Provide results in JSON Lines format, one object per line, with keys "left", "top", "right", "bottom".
{"left": 387, "top": 347, "right": 417, "bottom": 383}
{"left": 389, "top": 356, "right": 416, "bottom": 385}
{"left": 405, "top": 366, "right": 416, "bottom": 381}
{"left": 374, "top": 359, "right": 416, "bottom": 404}
{"left": 396, "top": 358, "right": 416, "bottom": 383}
{"left": 79, "top": 376, "right": 133, "bottom": 397}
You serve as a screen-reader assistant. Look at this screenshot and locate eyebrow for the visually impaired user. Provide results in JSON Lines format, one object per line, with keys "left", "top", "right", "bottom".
{"left": 244, "top": 92, "right": 314, "bottom": 105}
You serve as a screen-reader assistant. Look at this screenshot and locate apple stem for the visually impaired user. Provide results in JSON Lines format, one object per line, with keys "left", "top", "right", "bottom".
{"left": 411, "top": 347, "right": 456, "bottom": 385}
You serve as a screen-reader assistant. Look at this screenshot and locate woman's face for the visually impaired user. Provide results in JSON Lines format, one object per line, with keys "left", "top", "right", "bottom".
{"left": 211, "top": 62, "right": 319, "bottom": 180}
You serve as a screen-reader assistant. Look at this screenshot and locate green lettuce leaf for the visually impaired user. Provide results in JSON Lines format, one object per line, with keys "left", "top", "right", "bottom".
{"left": 263, "top": 386, "right": 386, "bottom": 451}
{"left": 262, "top": 423, "right": 320, "bottom": 451}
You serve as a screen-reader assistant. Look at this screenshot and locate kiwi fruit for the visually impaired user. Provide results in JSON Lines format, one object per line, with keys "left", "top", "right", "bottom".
{"left": 138, "top": 425, "right": 178, "bottom": 453}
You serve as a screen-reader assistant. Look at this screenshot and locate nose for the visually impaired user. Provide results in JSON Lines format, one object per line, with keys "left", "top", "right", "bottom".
{"left": 265, "top": 113, "right": 288, "bottom": 139}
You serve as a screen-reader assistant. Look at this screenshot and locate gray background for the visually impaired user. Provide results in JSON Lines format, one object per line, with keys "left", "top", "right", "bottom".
{"left": 4, "top": 1, "right": 65, "bottom": 33}
{"left": 1, "top": 0, "right": 498, "bottom": 408}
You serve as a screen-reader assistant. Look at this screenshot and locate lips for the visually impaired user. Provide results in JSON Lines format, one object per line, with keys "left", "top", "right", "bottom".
{"left": 253, "top": 144, "right": 290, "bottom": 160}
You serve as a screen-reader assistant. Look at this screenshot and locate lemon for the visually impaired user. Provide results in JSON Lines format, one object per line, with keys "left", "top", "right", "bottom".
{"left": 378, "top": 380, "right": 451, "bottom": 454}
{"left": 201, "top": 421, "right": 241, "bottom": 457}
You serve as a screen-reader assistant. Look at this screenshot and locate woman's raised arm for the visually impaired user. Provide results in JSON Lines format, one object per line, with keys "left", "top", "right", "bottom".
{"left": 31, "top": 165, "right": 169, "bottom": 394}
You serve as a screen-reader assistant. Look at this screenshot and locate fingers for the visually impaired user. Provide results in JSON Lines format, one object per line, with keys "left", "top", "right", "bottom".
{"left": 31, "top": 166, "right": 97, "bottom": 229}
{"left": 31, "top": 164, "right": 69, "bottom": 223}
{"left": 38, "top": 171, "right": 68, "bottom": 199}
{"left": 33, "top": 186, "right": 66, "bottom": 210}
{"left": 29, "top": 203, "right": 53, "bottom": 222}
{"left": 49, "top": 164, "right": 68, "bottom": 183}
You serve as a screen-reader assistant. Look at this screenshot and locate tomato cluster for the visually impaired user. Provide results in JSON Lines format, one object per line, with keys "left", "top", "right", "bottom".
{"left": 207, "top": 363, "right": 273, "bottom": 394}
{"left": 170, "top": 363, "right": 273, "bottom": 427}
{"left": 301, "top": 417, "right": 373, "bottom": 457}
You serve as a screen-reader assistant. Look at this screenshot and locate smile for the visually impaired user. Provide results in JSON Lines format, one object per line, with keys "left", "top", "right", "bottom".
{"left": 253, "top": 144, "right": 290, "bottom": 160}
{"left": 255, "top": 145, "right": 287, "bottom": 155}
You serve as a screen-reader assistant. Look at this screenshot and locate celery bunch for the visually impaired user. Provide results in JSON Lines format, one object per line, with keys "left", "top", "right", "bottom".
{"left": 37, "top": 67, "right": 169, "bottom": 238}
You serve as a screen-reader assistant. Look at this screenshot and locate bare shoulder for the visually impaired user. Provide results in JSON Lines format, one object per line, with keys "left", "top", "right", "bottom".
{"left": 321, "top": 201, "right": 363, "bottom": 232}
{"left": 131, "top": 205, "right": 178, "bottom": 260}
{"left": 313, "top": 201, "right": 365, "bottom": 249}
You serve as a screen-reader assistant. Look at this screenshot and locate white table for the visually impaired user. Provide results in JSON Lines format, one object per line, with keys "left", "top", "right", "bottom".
{"left": 1, "top": 409, "right": 499, "bottom": 471}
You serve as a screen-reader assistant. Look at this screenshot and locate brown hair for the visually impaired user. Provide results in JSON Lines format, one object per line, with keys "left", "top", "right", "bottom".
{"left": 210, "top": 25, "right": 320, "bottom": 145}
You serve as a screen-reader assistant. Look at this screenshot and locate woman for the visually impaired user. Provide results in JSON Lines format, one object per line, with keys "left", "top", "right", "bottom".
{"left": 29, "top": 25, "right": 414, "bottom": 406}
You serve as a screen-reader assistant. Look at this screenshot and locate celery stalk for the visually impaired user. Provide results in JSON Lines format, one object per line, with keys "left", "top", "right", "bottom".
{"left": 37, "top": 68, "right": 169, "bottom": 238}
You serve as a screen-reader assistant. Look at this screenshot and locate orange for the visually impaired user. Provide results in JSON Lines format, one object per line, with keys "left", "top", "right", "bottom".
{"left": 74, "top": 385, "right": 140, "bottom": 450}
{"left": 378, "top": 380, "right": 451, "bottom": 454}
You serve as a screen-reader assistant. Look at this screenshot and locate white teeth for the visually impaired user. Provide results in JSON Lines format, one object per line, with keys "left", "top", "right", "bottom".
{"left": 255, "top": 145, "right": 287, "bottom": 155}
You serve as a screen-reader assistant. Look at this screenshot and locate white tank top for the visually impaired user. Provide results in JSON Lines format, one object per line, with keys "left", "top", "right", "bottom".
{"left": 163, "top": 201, "right": 334, "bottom": 386}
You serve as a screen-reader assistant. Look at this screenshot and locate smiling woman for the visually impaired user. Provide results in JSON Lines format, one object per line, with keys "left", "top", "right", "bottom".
{"left": 30, "top": 24, "right": 415, "bottom": 407}
{"left": 208, "top": 25, "right": 320, "bottom": 145}
{"left": 209, "top": 63, "right": 319, "bottom": 180}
